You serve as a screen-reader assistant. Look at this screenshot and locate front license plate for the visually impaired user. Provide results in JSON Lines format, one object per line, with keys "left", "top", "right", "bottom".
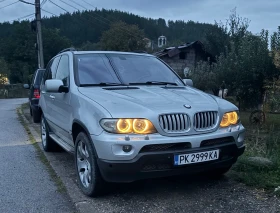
{"left": 174, "top": 150, "right": 219, "bottom": 166}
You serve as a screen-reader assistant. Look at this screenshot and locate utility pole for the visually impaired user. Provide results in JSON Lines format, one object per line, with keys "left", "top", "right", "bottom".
{"left": 35, "top": 0, "right": 44, "bottom": 68}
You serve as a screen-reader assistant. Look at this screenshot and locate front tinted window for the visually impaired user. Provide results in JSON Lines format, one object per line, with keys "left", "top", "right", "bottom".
{"left": 56, "top": 55, "right": 69, "bottom": 86}
{"left": 42, "top": 60, "right": 53, "bottom": 85}
{"left": 76, "top": 54, "right": 120, "bottom": 85}
{"left": 109, "top": 54, "right": 183, "bottom": 85}
{"left": 47, "top": 56, "right": 61, "bottom": 80}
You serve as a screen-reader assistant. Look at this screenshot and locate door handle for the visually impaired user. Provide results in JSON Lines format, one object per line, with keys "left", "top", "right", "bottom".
{"left": 50, "top": 95, "right": 55, "bottom": 100}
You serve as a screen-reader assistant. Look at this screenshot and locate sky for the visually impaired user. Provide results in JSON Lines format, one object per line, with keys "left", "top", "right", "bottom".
{"left": 0, "top": 0, "right": 279, "bottom": 35}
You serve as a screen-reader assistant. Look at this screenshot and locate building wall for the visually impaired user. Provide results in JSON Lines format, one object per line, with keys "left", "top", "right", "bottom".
{"left": 160, "top": 48, "right": 196, "bottom": 77}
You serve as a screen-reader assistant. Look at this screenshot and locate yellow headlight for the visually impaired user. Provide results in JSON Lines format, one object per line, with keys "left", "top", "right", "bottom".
{"left": 133, "top": 119, "right": 151, "bottom": 134}
{"left": 114, "top": 119, "right": 156, "bottom": 134}
{"left": 220, "top": 113, "right": 230, "bottom": 127}
{"left": 116, "top": 119, "right": 132, "bottom": 133}
{"left": 220, "top": 111, "right": 239, "bottom": 127}
{"left": 229, "top": 111, "right": 238, "bottom": 124}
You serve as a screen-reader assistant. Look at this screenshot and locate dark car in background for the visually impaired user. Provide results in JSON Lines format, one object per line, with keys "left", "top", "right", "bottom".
{"left": 24, "top": 69, "right": 45, "bottom": 123}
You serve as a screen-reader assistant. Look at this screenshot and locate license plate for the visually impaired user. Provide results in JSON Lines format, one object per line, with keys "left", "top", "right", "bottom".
{"left": 174, "top": 150, "right": 219, "bottom": 166}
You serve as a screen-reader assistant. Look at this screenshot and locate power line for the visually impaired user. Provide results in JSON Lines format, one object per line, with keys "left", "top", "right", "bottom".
{"left": 50, "top": 0, "right": 144, "bottom": 43}
{"left": 48, "top": 0, "right": 68, "bottom": 13}
{"left": 80, "top": 0, "right": 95, "bottom": 9}
{"left": 63, "top": 0, "right": 144, "bottom": 41}
{"left": 19, "top": 0, "right": 34, "bottom": 5}
{"left": 68, "top": 0, "right": 89, "bottom": 10}
{"left": 41, "top": 8, "right": 57, "bottom": 16}
{"left": 11, "top": 13, "right": 35, "bottom": 22}
{"left": 0, "top": 1, "right": 19, "bottom": 10}
{"left": 58, "top": 0, "right": 80, "bottom": 11}
{"left": 41, "top": 0, "right": 47, "bottom": 7}
{"left": 58, "top": 0, "right": 113, "bottom": 27}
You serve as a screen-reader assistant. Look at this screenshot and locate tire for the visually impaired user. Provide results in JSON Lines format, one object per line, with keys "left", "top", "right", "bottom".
{"left": 41, "top": 115, "right": 58, "bottom": 152}
{"left": 32, "top": 108, "right": 41, "bottom": 123}
{"left": 249, "top": 110, "right": 265, "bottom": 125}
{"left": 207, "top": 166, "right": 232, "bottom": 179}
{"left": 30, "top": 106, "right": 33, "bottom": 116}
{"left": 75, "top": 132, "right": 106, "bottom": 197}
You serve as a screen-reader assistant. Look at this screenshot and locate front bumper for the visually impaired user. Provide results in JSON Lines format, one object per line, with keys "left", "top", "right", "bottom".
{"left": 97, "top": 143, "right": 245, "bottom": 182}
{"left": 91, "top": 124, "right": 245, "bottom": 161}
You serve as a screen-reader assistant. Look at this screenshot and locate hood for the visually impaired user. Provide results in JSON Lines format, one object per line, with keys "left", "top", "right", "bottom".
{"left": 78, "top": 86, "right": 220, "bottom": 117}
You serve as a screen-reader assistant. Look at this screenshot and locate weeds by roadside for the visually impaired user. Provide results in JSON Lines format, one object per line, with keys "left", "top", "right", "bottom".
{"left": 17, "top": 104, "right": 67, "bottom": 194}
{"left": 230, "top": 112, "right": 280, "bottom": 196}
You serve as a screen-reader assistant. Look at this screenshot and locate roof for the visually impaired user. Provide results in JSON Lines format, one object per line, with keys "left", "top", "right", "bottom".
{"left": 153, "top": 41, "right": 213, "bottom": 59}
{"left": 59, "top": 50, "right": 154, "bottom": 57}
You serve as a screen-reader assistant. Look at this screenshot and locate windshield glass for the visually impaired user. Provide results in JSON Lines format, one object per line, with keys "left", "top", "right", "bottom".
{"left": 75, "top": 53, "right": 183, "bottom": 86}
{"left": 108, "top": 54, "right": 183, "bottom": 85}
{"left": 76, "top": 54, "right": 121, "bottom": 85}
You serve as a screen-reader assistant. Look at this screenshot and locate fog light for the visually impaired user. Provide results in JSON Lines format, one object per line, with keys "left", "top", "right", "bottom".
{"left": 122, "top": 145, "right": 132, "bottom": 152}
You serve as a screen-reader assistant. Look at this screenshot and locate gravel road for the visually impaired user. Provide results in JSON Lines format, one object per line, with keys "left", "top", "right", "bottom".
{"left": 20, "top": 100, "right": 280, "bottom": 213}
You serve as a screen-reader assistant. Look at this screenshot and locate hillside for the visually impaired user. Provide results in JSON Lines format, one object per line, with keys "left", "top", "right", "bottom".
{"left": 0, "top": 9, "right": 224, "bottom": 83}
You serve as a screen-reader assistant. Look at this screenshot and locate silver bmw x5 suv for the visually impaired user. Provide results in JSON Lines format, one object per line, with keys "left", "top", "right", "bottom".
{"left": 39, "top": 49, "right": 245, "bottom": 197}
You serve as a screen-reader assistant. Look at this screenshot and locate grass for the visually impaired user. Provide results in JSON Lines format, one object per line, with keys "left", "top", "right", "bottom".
{"left": 230, "top": 111, "right": 280, "bottom": 196}
{"left": 17, "top": 104, "right": 67, "bottom": 194}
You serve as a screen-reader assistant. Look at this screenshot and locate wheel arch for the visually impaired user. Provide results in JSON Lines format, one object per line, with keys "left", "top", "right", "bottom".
{"left": 72, "top": 119, "right": 91, "bottom": 143}
{"left": 72, "top": 119, "right": 99, "bottom": 158}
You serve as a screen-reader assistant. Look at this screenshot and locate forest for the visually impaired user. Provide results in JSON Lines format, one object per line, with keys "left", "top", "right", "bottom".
{"left": 0, "top": 8, "right": 279, "bottom": 108}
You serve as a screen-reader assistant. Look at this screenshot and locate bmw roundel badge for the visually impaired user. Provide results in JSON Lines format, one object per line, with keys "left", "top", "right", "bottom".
{"left": 184, "top": 104, "right": 191, "bottom": 109}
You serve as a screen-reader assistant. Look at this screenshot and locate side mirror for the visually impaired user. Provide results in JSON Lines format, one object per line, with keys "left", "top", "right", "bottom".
{"left": 183, "top": 79, "right": 193, "bottom": 87}
{"left": 23, "top": 84, "right": 30, "bottom": 89}
{"left": 45, "top": 79, "right": 68, "bottom": 93}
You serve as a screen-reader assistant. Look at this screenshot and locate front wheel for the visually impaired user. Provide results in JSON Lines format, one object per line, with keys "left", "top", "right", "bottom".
{"left": 75, "top": 132, "right": 106, "bottom": 197}
{"left": 204, "top": 166, "right": 232, "bottom": 179}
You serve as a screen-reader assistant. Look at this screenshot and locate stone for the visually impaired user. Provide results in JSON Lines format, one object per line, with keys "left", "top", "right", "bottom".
{"left": 246, "top": 156, "right": 275, "bottom": 169}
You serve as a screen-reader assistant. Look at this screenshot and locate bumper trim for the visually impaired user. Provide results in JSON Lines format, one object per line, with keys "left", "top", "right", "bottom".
{"left": 97, "top": 144, "right": 245, "bottom": 183}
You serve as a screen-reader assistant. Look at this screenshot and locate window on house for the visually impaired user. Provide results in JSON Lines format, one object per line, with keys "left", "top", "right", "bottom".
{"left": 179, "top": 52, "right": 186, "bottom": 59}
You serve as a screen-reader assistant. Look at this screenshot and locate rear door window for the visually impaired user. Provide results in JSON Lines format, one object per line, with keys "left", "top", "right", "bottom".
{"left": 35, "top": 70, "right": 45, "bottom": 85}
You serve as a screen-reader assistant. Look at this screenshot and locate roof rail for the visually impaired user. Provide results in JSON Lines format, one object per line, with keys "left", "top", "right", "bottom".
{"left": 58, "top": 47, "right": 76, "bottom": 54}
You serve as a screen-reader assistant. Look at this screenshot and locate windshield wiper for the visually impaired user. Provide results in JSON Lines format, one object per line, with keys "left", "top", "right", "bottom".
{"left": 80, "top": 82, "right": 128, "bottom": 87}
{"left": 129, "top": 81, "right": 178, "bottom": 86}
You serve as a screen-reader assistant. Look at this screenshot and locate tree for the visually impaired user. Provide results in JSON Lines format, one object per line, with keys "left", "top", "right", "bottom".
{"left": 79, "top": 41, "right": 102, "bottom": 51}
{"left": 192, "top": 10, "right": 279, "bottom": 109}
{"left": 0, "top": 58, "right": 10, "bottom": 85}
{"left": 271, "top": 27, "right": 280, "bottom": 69}
{"left": 42, "top": 28, "right": 72, "bottom": 65}
{"left": 100, "top": 21, "right": 147, "bottom": 51}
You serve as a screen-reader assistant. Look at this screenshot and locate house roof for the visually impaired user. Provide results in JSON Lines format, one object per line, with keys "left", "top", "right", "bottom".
{"left": 153, "top": 41, "right": 214, "bottom": 61}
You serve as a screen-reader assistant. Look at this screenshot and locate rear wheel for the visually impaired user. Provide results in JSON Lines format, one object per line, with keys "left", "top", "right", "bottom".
{"left": 32, "top": 108, "right": 41, "bottom": 123}
{"left": 30, "top": 106, "right": 33, "bottom": 116}
{"left": 75, "top": 132, "right": 106, "bottom": 197}
{"left": 41, "top": 115, "right": 59, "bottom": 152}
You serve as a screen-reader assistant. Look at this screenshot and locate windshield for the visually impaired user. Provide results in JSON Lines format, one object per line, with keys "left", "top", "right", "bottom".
{"left": 76, "top": 54, "right": 121, "bottom": 85}
{"left": 75, "top": 53, "right": 183, "bottom": 86}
